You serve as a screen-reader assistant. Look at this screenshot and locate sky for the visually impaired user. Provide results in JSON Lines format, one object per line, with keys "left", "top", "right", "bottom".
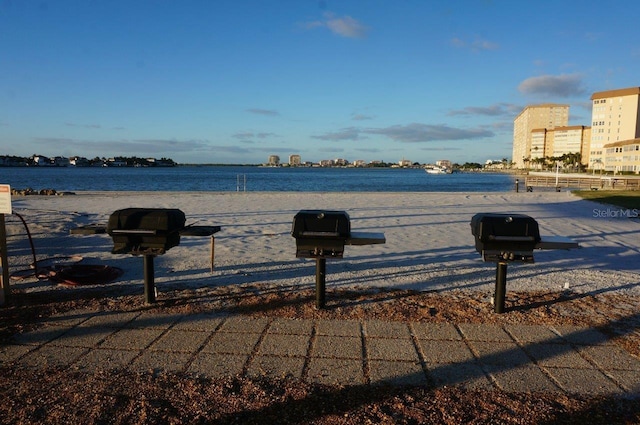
{"left": 2, "top": 1, "right": 640, "bottom": 165}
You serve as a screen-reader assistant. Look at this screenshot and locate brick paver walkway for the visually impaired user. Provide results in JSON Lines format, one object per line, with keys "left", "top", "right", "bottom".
{"left": 2, "top": 311, "right": 639, "bottom": 396}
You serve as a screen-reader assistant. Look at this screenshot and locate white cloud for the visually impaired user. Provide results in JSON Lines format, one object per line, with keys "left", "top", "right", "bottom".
{"left": 448, "top": 103, "right": 522, "bottom": 117}
{"left": 232, "top": 132, "right": 255, "bottom": 139}
{"left": 311, "top": 123, "right": 494, "bottom": 143}
{"left": 312, "top": 127, "right": 362, "bottom": 141}
{"left": 420, "top": 146, "right": 462, "bottom": 151}
{"left": 246, "top": 108, "right": 280, "bottom": 116}
{"left": 351, "top": 113, "right": 374, "bottom": 121}
{"left": 232, "top": 131, "right": 276, "bottom": 140}
{"left": 302, "top": 13, "right": 368, "bottom": 39}
{"left": 364, "top": 123, "right": 494, "bottom": 142}
{"left": 33, "top": 137, "right": 210, "bottom": 154}
{"left": 451, "top": 36, "right": 499, "bottom": 51}
{"left": 518, "top": 74, "right": 585, "bottom": 98}
{"left": 65, "top": 122, "right": 102, "bottom": 129}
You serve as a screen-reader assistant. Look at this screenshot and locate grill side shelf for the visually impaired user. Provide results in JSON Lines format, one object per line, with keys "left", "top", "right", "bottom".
{"left": 299, "top": 231, "right": 342, "bottom": 237}
{"left": 110, "top": 229, "right": 158, "bottom": 235}
{"left": 489, "top": 235, "right": 536, "bottom": 242}
{"left": 346, "top": 232, "right": 386, "bottom": 246}
{"left": 535, "top": 236, "right": 580, "bottom": 250}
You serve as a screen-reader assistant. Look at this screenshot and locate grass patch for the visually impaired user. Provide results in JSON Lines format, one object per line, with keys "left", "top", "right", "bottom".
{"left": 573, "top": 190, "right": 640, "bottom": 209}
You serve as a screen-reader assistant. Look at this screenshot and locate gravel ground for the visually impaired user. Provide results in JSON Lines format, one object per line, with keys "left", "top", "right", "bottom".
{"left": 1, "top": 284, "right": 639, "bottom": 424}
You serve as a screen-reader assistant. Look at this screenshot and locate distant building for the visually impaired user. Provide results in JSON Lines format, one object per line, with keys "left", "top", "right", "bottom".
{"left": 267, "top": 155, "right": 280, "bottom": 166}
{"left": 289, "top": 154, "right": 301, "bottom": 166}
{"left": 511, "top": 87, "right": 640, "bottom": 172}
{"left": 530, "top": 129, "right": 548, "bottom": 161}
{"left": 435, "top": 159, "right": 452, "bottom": 168}
{"left": 106, "top": 158, "right": 126, "bottom": 167}
{"left": 52, "top": 156, "right": 69, "bottom": 166}
{"left": 0, "top": 156, "right": 28, "bottom": 166}
{"left": 552, "top": 126, "right": 591, "bottom": 165}
{"left": 154, "top": 158, "right": 176, "bottom": 167}
{"left": 69, "top": 156, "right": 90, "bottom": 167}
{"left": 30, "top": 155, "right": 70, "bottom": 166}
{"left": 398, "top": 158, "right": 412, "bottom": 167}
{"left": 31, "top": 155, "right": 51, "bottom": 166}
{"left": 484, "top": 159, "right": 509, "bottom": 170}
{"left": 604, "top": 138, "right": 640, "bottom": 173}
{"left": 589, "top": 87, "right": 640, "bottom": 170}
{"left": 512, "top": 104, "right": 569, "bottom": 168}
{"left": 528, "top": 126, "right": 590, "bottom": 166}
{"left": 353, "top": 160, "right": 366, "bottom": 167}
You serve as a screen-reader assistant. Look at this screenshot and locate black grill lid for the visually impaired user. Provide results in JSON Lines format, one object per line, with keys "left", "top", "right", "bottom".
{"left": 107, "top": 208, "right": 186, "bottom": 233}
{"left": 291, "top": 210, "right": 350, "bottom": 239}
{"left": 470, "top": 213, "right": 540, "bottom": 243}
{"left": 107, "top": 208, "right": 186, "bottom": 255}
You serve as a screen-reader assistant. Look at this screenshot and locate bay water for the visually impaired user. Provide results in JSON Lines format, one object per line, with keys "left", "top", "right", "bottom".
{"left": 0, "top": 166, "right": 516, "bottom": 192}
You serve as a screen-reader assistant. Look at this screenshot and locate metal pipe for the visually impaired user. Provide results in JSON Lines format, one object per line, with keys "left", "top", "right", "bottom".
{"left": 0, "top": 214, "right": 9, "bottom": 304}
{"left": 315, "top": 257, "right": 326, "bottom": 309}
{"left": 12, "top": 212, "right": 38, "bottom": 277}
{"left": 143, "top": 255, "right": 156, "bottom": 303}
{"left": 494, "top": 262, "right": 507, "bottom": 313}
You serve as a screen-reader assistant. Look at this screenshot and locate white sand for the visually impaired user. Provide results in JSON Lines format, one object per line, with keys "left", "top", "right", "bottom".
{"left": 4, "top": 191, "right": 640, "bottom": 297}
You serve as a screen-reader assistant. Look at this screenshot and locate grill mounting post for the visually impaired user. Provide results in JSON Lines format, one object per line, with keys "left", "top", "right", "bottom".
{"left": 291, "top": 209, "right": 385, "bottom": 309}
{"left": 107, "top": 208, "right": 186, "bottom": 304}
{"left": 315, "top": 258, "right": 326, "bottom": 308}
{"left": 143, "top": 254, "right": 156, "bottom": 304}
{"left": 471, "top": 212, "right": 578, "bottom": 314}
{"left": 494, "top": 262, "right": 507, "bottom": 313}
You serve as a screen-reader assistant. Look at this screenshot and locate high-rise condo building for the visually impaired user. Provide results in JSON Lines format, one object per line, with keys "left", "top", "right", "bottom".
{"left": 512, "top": 104, "right": 569, "bottom": 169}
{"left": 289, "top": 154, "right": 301, "bottom": 166}
{"left": 526, "top": 126, "right": 590, "bottom": 169}
{"left": 589, "top": 87, "right": 640, "bottom": 170}
{"left": 267, "top": 155, "right": 280, "bottom": 166}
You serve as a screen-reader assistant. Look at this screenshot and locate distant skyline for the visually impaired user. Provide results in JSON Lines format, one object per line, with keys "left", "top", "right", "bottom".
{"left": 2, "top": 1, "right": 640, "bottom": 164}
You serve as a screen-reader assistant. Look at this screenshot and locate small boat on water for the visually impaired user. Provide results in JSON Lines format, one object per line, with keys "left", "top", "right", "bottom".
{"left": 424, "top": 165, "right": 452, "bottom": 174}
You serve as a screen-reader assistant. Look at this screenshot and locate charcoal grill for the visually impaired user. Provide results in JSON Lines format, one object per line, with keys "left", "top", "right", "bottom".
{"left": 292, "top": 210, "right": 351, "bottom": 258}
{"left": 471, "top": 212, "right": 578, "bottom": 313}
{"left": 107, "top": 208, "right": 186, "bottom": 303}
{"left": 292, "top": 210, "right": 385, "bottom": 308}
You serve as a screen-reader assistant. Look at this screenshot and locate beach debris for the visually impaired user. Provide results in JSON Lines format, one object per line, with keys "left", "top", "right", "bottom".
{"left": 11, "top": 188, "right": 76, "bottom": 196}
{"left": 42, "top": 264, "right": 124, "bottom": 286}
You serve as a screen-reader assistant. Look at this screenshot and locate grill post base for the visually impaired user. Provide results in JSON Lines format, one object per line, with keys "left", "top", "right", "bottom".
{"left": 494, "top": 262, "right": 507, "bottom": 313}
{"left": 315, "top": 258, "right": 326, "bottom": 309}
{"left": 143, "top": 254, "right": 156, "bottom": 304}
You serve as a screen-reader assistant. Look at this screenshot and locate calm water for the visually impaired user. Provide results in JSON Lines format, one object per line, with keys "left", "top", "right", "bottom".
{"left": 0, "top": 166, "right": 515, "bottom": 192}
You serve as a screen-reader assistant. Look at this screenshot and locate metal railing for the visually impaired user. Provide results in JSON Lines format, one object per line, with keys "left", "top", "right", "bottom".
{"left": 525, "top": 175, "right": 640, "bottom": 190}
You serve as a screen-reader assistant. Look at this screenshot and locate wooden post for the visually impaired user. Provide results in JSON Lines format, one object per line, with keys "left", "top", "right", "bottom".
{"left": 0, "top": 214, "right": 9, "bottom": 305}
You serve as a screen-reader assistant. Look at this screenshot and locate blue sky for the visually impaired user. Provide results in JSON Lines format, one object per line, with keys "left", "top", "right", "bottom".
{"left": 2, "top": 1, "right": 640, "bottom": 165}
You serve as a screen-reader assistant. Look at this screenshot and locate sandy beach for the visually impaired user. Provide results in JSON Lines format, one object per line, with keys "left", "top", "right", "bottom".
{"left": 5, "top": 191, "right": 640, "bottom": 298}
{"left": 3, "top": 190, "right": 640, "bottom": 424}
